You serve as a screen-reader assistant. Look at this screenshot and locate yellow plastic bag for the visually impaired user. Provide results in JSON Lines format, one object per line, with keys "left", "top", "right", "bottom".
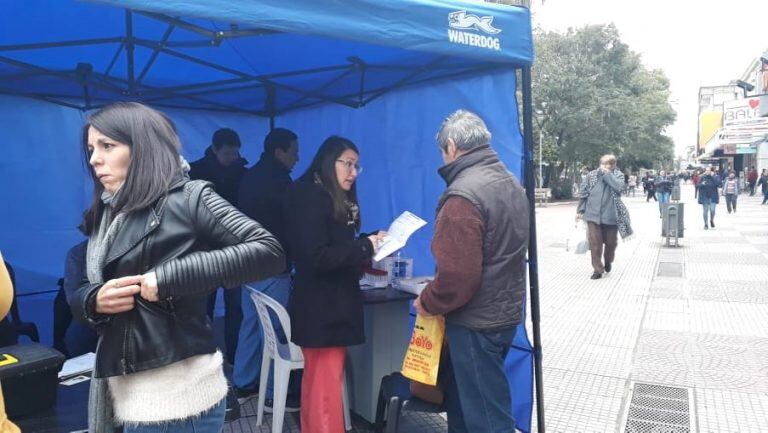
{"left": 401, "top": 314, "right": 445, "bottom": 386}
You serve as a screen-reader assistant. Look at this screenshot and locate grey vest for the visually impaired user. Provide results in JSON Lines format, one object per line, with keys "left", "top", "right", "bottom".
{"left": 437, "top": 145, "right": 530, "bottom": 330}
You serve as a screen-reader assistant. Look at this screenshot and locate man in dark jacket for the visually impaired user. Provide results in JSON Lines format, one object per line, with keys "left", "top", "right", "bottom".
{"left": 233, "top": 128, "right": 300, "bottom": 408}
{"left": 189, "top": 127, "right": 247, "bottom": 365}
{"left": 414, "top": 110, "right": 530, "bottom": 433}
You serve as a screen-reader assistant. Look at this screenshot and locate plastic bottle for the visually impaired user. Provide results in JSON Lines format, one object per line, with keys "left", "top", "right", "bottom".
{"left": 392, "top": 251, "right": 405, "bottom": 289}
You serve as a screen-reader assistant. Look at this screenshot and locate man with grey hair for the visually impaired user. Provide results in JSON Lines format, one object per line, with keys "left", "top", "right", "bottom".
{"left": 414, "top": 109, "right": 530, "bottom": 432}
{"left": 576, "top": 154, "right": 633, "bottom": 279}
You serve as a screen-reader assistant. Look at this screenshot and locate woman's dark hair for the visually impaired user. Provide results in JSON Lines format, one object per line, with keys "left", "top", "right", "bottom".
{"left": 300, "top": 136, "right": 361, "bottom": 230}
{"left": 82, "top": 102, "right": 183, "bottom": 234}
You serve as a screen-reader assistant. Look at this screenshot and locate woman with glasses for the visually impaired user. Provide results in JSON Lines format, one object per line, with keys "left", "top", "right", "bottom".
{"left": 284, "top": 136, "right": 385, "bottom": 433}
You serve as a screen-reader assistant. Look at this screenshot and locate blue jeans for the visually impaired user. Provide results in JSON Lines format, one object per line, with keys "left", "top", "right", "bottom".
{"left": 233, "top": 275, "right": 292, "bottom": 398}
{"left": 657, "top": 191, "right": 671, "bottom": 215}
{"left": 701, "top": 200, "right": 717, "bottom": 224}
{"left": 443, "top": 322, "right": 516, "bottom": 433}
{"left": 122, "top": 398, "right": 225, "bottom": 433}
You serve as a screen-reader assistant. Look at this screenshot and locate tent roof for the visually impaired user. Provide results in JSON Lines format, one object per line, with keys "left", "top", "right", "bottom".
{"left": 0, "top": 0, "right": 532, "bottom": 116}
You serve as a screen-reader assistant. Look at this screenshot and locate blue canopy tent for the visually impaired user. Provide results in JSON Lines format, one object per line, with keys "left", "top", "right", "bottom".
{"left": 0, "top": 1, "right": 544, "bottom": 431}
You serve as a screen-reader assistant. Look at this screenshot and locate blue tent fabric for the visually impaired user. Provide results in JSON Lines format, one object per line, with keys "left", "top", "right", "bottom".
{"left": 0, "top": 1, "right": 535, "bottom": 431}
{"left": 1, "top": 1, "right": 531, "bottom": 115}
{"left": 94, "top": 0, "right": 534, "bottom": 65}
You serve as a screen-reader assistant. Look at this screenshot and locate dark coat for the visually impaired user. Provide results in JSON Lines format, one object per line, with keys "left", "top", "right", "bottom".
{"left": 654, "top": 176, "right": 673, "bottom": 194}
{"left": 73, "top": 180, "right": 284, "bottom": 377}
{"left": 759, "top": 174, "right": 768, "bottom": 193}
{"left": 434, "top": 145, "right": 529, "bottom": 330}
{"left": 238, "top": 154, "right": 293, "bottom": 273}
{"left": 189, "top": 147, "right": 247, "bottom": 206}
{"left": 698, "top": 174, "right": 720, "bottom": 204}
{"left": 283, "top": 179, "right": 374, "bottom": 348}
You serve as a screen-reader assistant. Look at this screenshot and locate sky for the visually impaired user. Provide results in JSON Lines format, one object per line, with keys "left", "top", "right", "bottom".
{"left": 533, "top": 0, "right": 768, "bottom": 157}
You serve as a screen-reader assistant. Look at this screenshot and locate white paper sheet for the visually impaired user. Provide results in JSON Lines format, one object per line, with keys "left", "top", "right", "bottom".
{"left": 373, "top": 211, "right": 427, "bottom": 262}
{"left": 58, "top": 352, "right": 96, "bottom": 379}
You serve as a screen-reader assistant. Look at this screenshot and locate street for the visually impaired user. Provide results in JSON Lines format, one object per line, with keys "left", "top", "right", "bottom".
{"left": 531, "top": 184, "right": 768, "bottom": 433}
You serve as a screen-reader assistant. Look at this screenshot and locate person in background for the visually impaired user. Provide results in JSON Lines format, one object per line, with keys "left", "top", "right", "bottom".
{"left": 284, "top": 136, "right": 385, "bottom": 433}
{"left": 654, "top": 170, "right": 673, "bottom": 218}
{"left": 234, "top": 127, "right": 301, "bottom": 410}
{"left": 73, "top": 102, "right": 284, "bottom": 433}
{"left": 643, "top": 171, "right": 657, "bottom": 202}
{"left": 577, "top": 154, "right": 633, "bottom": 280}
{"left": 628, "top": 173, "right": 637, "bottom": 197}
{"left": 759, "top": 169, "right": 768, "bottom": 205}
{"left": 692, "top": 170, "right": 701, "bottom": 199}
{"left": 698, "top": 167, "right": 719, "bottom": 230}
{"left": 0, "top": 255, "right": 20, "bottom": 433}
{"left": 189, "top": 128, "right": 248, "bottom": 365}
{"left": 722, "top": 171, "right": 739, "bottom": 214}
{"left": 748, "top": 166, "right": 758, "bottom": 196}
{"left": 413, "top": 110, "right": 530, "bottom": 433}
{"left": 61, "top": 239, "right": 98, "bottom": 357}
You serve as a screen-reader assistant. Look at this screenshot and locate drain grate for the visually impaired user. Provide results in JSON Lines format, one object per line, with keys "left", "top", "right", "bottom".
{"left": 624, "top": 383, "right": 693, "bottom": 433}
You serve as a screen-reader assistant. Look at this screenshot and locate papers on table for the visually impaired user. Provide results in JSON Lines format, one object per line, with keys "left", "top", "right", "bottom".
{"left": 58, "top": 352, "right": 96, "bottom": 380}
{"left": 373, "top": 211, "right": 427, "bottom": 262}
{"left": 395, "top": 276, "right": 433, "bottom": 296}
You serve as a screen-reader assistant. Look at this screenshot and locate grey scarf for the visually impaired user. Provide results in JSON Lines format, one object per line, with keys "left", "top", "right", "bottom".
{"left": 86, "top": 193, "right": 126, "bottom": 433}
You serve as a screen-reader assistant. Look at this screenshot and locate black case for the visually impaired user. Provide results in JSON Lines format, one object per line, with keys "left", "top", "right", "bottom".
{"left": 0, "top": 343, "right": 65, "bottom": 418}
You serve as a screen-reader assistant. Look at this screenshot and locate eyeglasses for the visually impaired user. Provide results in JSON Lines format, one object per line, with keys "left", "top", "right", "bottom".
{"left": 336, "top": 159, "right": 363, "bottom": 174}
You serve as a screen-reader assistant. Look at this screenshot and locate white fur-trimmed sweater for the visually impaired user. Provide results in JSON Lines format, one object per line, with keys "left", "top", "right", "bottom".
{"left": 107, "top": 352, "right": 228, "bottom": 424}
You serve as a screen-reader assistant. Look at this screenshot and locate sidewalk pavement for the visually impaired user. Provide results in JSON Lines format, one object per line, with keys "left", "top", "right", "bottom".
{"left": 529, "top": 184, "right": 768, "bottom": 433}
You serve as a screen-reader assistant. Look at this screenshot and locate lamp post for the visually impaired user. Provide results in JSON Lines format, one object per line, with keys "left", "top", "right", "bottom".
{"left": 534, "top": 109, "right": 545, "bottom": 188}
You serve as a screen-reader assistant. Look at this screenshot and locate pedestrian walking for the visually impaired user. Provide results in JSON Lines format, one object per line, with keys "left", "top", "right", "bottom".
{"left": 698, "top": 167, "right": 719, "bottom": 230}
{"left": 576, "top": 154, "right": 633, "bottom": 280}
{"left": 748, "top": 167, "right": 758, "bottom": 196}
{"left": 692, "top": 170, "right": 700, "bottom": 199}
{"left": 758, "top": 169, "right": 768, "bottom": 205}
{"left": 643, "top": 171, "right": 657, "bottom": 202}
{"left": 628, "top": 173, "right": 637, "bottom": 197}
{"left": 654, "top": 170, "right": 673, "bottom": 218}
{"left": 722, "top": 171, "right": 739, "bottom": 213}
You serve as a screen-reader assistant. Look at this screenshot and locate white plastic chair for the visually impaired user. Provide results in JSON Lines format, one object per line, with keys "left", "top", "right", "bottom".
{"left": 247, "top": 287, "right": 352, "bottom": 432}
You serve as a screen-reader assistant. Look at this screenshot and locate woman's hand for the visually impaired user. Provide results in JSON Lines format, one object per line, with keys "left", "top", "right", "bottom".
{"left": 367, "top": 231, "right": 388, "bottom": 252}
{"left": 95, "top": 276, "right": 142, "bottom": 314}
{"left": 140, "top": 271, "right": 159, "bottom": 302}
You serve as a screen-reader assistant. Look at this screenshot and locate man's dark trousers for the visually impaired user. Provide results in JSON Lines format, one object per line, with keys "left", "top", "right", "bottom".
{"left": 207, "top": 287, "right": 243, "bottom": 365}
{"left": 443, "top": 322, "right": 516, "bottom": 433}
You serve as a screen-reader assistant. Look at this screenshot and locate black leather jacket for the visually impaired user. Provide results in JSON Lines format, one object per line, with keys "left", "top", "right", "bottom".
{"left": 72, "top": 179, "right": 284, "bottom": 378}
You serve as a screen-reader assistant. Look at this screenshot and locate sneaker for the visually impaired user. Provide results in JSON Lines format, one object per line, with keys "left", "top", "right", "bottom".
{"left": 235, "top": 387, "right": 258, "bottom": 405}
{"left": 704, "top": 224, "right": 709, "bottom": 230}
{"left": 225, "top": 388, "right": 241, "bottom": 422}
{"left": 605, "top": 264, "right": 612, "bottom": 273}
{"left": 710, "top": 221, "right": 715, "bottom": 228}
{"left": 590, "top": 272, "right": 602, "bottom": 280}
{"left": 264, "top": 396, "right": 301, "bottom": 413}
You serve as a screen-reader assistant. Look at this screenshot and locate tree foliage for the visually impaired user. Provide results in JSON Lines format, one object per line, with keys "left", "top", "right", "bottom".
{"left": 532, "top": 24, "right": 676, "bottom": 177}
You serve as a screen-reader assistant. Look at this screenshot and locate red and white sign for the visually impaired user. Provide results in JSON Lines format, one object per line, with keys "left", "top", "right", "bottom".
{"left": 723, "top": 97, "right": 768, "bottom": 127}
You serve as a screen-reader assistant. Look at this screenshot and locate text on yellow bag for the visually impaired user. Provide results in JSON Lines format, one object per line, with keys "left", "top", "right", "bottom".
{"left": 401, "top": 314, "right": 445, "bottom": 386}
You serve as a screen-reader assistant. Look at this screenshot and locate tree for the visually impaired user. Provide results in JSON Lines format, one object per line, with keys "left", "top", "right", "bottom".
{"left": 531, "top": 24, "right": 676, "bottom": 192}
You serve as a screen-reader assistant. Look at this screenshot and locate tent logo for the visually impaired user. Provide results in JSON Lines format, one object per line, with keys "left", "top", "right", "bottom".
{"left": 447, "top": 11, "right": 502, "bottom": 51}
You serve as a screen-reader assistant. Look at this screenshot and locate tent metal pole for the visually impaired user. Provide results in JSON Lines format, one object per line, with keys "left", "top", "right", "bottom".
{"left": 131, "top": 39, "right": 359, "bottom": 107}
{"left": 521, "top": 66, "right": 546, "bottom": 433}
{"left": 136, "top": 25, "right": 175, "bottom": 86}
{"left": 0, "top": 37, "right": 123, "bottom": 52}
{"left": 125, "top": 10, "right": 136, "bottom": 94}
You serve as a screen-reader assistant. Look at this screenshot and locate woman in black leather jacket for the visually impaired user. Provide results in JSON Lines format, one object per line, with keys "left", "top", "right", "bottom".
{"left": 73, "top": 102, "right": 284, "bottom": 433}
{"left": 284, "top": 136, "right": 385, "bottom": 433}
